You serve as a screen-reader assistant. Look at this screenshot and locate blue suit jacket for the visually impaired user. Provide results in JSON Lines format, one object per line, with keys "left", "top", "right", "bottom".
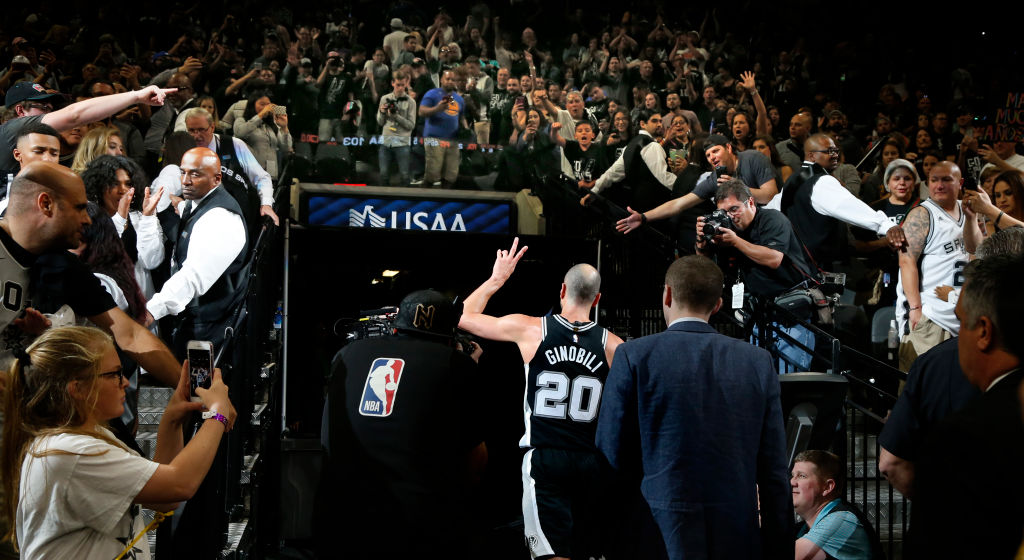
{"left": 596, "top": 319, "right": 793, "bottom": 560}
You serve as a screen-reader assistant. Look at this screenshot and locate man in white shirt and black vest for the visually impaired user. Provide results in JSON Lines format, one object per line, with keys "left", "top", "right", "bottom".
{"left": 777, "top": 133, "right": 906, "bottom": 271}
{"left": 147, "top": 147, "right": 249, "bottom": 354}
{"left": 587, "top": 109, "right": 677, "bottom": 215}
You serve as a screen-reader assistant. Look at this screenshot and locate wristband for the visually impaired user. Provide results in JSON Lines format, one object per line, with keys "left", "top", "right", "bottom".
{"left": 201, "top": 410, "right": 229, "bottom": 430}
{"left": 995, "top": 210, "right": 1005, "bottom": 231}
{"left": 909, "top": 305, "right": 922, "bottom": 311}
{"left": 640, "top": 212, "right": 647, "bottom": 224}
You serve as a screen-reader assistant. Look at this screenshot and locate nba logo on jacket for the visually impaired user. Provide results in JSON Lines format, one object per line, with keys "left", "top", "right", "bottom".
{"left": 358, "top": 358, "right": 405, "bottom": 417}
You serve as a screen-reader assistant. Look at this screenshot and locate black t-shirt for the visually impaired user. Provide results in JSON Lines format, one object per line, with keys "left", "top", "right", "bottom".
{"left": 878, "top": 338, "right": 979, "bottom": 460}
{"left": 693, "top": 150, "right": 776, "bottom": 200}
{"left": 30, "top": 251, "right": 118, "bottom": 318}
{"left": 733, "top": 208, "right": 814, "bottom": 296}
{"left": 317, "top": 71, "right": 353, "bottom": 119}
{"left": 563, "top": 140, "right": 610, "bottom": 183}
{"left": 330, "top": 335, "right": 484, "bottom": 512}
{"left": 0, "top": 226, "right": 115, "bottom": 355}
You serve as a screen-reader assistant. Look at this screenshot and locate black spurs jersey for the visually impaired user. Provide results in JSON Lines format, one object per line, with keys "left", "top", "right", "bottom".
{"left": 521, "top": 313, "right": 610, "bottom": 452}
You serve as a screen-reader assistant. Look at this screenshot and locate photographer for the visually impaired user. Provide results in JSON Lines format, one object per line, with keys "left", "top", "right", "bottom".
{"left": 320, "top": 290, "right": 485, "bottom": 559}
{"left": 377, "top": 69, "right": 416, "bottom": 185}
{"left": 695, "top": 179, "right": 814, "bottom": 297}
{"left": 696, "top": 179, "right": 817, "bottom": 369}
{"left": 417, "top": 69, "right": 466, "bottom": 188}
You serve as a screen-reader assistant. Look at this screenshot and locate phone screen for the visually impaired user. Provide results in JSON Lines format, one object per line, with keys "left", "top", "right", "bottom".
{"left": 188, "top": 344, "right": 213, "bottom": 400}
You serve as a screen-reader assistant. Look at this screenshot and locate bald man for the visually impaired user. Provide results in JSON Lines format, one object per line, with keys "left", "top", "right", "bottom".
{"left": 147, "top": 147, "right": 249, "bottom": 353}
{"left": 0, "top": 163, "right": 173, "bottom": 383}
{"left": 775, "top": 111, "right": 813, "bottom": 171}
{"left": 896, "top": 161, "right": 968, "bottom": 370}
{"left": 775, "top": 133, "right": 907, "bottom": 269}
{"left": 460, "top": 239, "right": 623, "bottom": 560}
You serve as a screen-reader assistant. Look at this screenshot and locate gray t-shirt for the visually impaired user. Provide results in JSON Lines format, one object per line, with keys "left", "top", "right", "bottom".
{"left": 693, "top": 150, "right": 776, "bottom": 200}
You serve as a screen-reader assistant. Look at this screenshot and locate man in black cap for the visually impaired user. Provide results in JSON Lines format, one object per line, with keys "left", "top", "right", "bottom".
{"left": 1, "top": 81, "right": 175, "bottom": 184}
{"left": 320, "top": 289, "right": 486, "bottom": 560}
{"left": 615, "top": 133, "right": 777, "bottom": 235}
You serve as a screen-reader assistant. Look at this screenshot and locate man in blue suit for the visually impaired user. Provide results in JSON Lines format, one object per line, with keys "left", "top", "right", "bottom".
{"left": 596, "top": 254, "right": 793, "bottom": 560}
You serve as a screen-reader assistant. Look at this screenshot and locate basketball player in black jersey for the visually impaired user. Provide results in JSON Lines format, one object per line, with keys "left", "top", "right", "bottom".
{"left": 460, "top": 237, "right": 623, "bottom": 560}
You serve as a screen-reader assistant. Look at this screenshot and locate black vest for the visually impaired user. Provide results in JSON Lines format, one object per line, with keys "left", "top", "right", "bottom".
{"left": 780, "top": 162, "right": 847, "bottom": 270}
{"left": 623, "top": 133, "right": 672, "bottom": 212}
{"left": 215, "top": 132, "right": 263, "bottom": 238}
{"left": 175, "top": 186, "right": 250, "bottom": 324}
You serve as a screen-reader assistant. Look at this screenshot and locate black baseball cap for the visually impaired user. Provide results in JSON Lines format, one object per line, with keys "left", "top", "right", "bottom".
{"left": 704, "top": 133, "right": 730, "bottom": 151}
{"left": 392, "top": 289, "right": 461, "bottom": 339}
{"left": 5, "top": 82, "right": 62, "bottom": 109}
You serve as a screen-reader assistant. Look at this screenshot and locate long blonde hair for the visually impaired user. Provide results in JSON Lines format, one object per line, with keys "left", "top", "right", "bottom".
{"left": 70, "top": 126, "right": 122, "bottom": 175}
{"left": 0, "top": 326, "right": 123, "bottom": 548}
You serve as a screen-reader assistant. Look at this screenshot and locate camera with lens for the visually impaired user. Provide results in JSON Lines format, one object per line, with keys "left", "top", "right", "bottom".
{"left": 384, "top": 100, "right": 397, "bottom": 113}
{"left": 700, "top": 208, "right": 733, "bottom": 242}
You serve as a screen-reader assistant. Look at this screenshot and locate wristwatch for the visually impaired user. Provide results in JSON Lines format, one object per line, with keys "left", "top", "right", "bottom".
{"left": 201, "top": 410, "right": 229, "bottom": 429}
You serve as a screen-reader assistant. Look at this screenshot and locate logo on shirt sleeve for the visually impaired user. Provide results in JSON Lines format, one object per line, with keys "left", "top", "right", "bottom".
{"left": 358, "top": 358, "right": 405, "bottom": 417}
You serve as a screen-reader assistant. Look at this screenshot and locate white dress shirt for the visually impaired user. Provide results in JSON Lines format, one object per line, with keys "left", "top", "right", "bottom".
{"left": 111, "top": 210, "right": 165, "bottom": 299}
{"left": 767, "top": 163, "right": 895, "bottom": 236}
{"left": 592, "top": 130, "right": 676, "bottom": 194}
{"left": 146, "top": 187, "right": 246, "bottom": 321}
{"left": 204, "top": 135, "right": 275, "bottom": 206}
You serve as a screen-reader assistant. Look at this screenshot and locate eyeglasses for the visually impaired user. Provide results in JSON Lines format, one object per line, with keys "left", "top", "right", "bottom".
{"left": 99, "top": 367, "right": 125, "bottom": 383}
{"left": 723, "top": 204, "right": 745, "bottom": 217}
{"left": 811, "top": 147, "right": 840, "bottom": 155}
{"left": 23, "top": 101, "right": 54, "bottom": 112}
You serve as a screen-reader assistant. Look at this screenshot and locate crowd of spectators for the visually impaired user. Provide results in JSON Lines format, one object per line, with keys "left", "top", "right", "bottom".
{"left": 0, "top": 3, "right": 1014, "bottom": 192}
{"left": 1, "top": 2, "right": 1023, "bottom": 558}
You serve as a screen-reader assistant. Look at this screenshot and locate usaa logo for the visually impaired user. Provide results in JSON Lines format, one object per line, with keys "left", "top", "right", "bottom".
{"left": 349, "top": 205, "right": 467, "bottom": 231}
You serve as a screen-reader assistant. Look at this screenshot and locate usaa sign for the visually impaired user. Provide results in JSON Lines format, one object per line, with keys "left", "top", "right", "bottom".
{"left": 308, "top": 196, "right": 512, "bottom": 234}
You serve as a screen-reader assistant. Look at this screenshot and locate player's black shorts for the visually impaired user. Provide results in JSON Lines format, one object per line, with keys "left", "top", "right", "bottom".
{"left": 521, "top": 447, "right": 612, "bottom": 559}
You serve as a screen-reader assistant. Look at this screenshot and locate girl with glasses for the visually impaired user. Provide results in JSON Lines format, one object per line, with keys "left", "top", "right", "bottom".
{"left": 1, "top": 326, "right": 236, "bottom": 559}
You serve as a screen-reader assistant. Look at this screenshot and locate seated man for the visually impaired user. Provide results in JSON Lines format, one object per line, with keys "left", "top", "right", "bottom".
{"left": 792, "top": 450, "right": 882, "bottom": 560}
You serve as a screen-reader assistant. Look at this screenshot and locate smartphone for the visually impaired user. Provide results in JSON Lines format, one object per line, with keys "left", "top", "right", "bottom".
{"left": 274, "top": 105, "right": 287, "bottom": 115}
{"left": 253, "top": 61, "right": 263, "bottom": 71}
{"left": 187, "top": 340, "right": 214, "bottom": 402}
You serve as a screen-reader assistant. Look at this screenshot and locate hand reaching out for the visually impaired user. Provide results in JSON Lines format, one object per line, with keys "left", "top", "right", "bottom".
{"left": 615, "top": 206, "right": 644, "bottom": 234}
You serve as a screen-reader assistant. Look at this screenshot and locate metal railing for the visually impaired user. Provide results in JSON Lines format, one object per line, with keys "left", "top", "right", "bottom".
{"left": 728, "top": 301, "right": 910, "bottom": 559}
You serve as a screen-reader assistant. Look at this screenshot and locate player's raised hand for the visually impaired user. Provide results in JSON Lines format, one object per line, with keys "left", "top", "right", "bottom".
{"left": 491, "top": 236, "right": 528, "bottom": 285}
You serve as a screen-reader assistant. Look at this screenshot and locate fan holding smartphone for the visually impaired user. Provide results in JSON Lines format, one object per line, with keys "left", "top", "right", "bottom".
{"left": 187, "top": 340, "right": 213, "bottom": 402}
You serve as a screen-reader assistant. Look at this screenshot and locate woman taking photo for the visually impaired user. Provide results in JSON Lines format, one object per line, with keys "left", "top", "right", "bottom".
{"left": 965, "top": 170, "right": 1024, "bottom": 235}
{"left": 1, "top": 326, "right": 236, "bottom": 559}
{"left": 234, "top": 90, "right": 292, "bottom": 181}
